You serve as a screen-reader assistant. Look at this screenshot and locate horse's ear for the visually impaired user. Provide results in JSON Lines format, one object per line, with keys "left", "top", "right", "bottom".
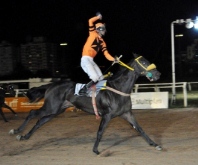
{"left": 133, "top": 53, "right": 139, "bottom": 58}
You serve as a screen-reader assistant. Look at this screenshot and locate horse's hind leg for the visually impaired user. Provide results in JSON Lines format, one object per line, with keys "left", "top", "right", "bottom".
{"left": 3, "top": 103, "right": 17, "bottom": 116}
{"left": 120, "top": 111, "right": 162, "bottom": 150}
{"left": 16, "top": 113, "right": 57, "bottom": 140}
{"left": 9, "top": 108, "right": 42, "bottom": 135}
{"left": 0, "top": 108, "right": 8, "bottom": 122}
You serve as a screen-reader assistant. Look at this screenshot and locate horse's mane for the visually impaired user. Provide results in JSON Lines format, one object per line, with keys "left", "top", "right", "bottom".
{"left": 108, "top": 58, "right": 135, "bottom": 81}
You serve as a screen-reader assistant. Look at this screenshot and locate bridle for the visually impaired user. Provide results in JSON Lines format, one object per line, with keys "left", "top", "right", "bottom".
{"left": 118, "top": 56, "right": 156, "bottom": 71}
{"left": 117, "top": 56, "right": 156, "bottom": 79}
{"left": 134, "top": 56, "right": 156, "bottom": 72}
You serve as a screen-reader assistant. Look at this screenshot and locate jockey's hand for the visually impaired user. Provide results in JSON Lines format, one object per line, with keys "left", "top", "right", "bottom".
{"left": 112, "top": 56, "right": 120, "bottom": 65}
{"left": 113, "top": 56, "right": 120, "bottom": 64}
{"left": 96, "top": 12, "right": 102, "bottom": 20}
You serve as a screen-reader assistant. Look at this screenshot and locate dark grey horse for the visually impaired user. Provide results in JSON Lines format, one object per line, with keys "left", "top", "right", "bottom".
{"left": 0, "top": 84, "right": 17, "bottom": 122}
{"left": 9, "top": 54, "right": 162, "bottom": 154}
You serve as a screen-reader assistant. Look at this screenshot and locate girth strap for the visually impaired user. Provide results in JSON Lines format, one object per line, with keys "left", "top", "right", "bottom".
{"left": 91, "top": 86, "right": 100, "bottom": 120}
{"left": 91, "top": 85, "right": 131, "bottom": 120}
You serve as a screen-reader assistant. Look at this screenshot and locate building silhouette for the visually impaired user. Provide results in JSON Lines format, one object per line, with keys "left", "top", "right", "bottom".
{"left": 20, "top": 37, "right": 58, "bottom": 76}
{"left": 0, "top": 37, "right": 69, "bottom": 79}
{"left": 0, "top": 41, "right": 18, "bottom": 76}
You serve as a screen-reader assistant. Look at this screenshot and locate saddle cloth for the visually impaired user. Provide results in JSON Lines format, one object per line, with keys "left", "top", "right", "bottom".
{"left": 75, "top": 80, "right": 107, "bottom": 97}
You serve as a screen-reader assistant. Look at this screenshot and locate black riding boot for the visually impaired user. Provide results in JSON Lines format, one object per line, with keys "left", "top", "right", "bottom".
{"left": 79, "top": 80, "right": 95, "bottom": 95}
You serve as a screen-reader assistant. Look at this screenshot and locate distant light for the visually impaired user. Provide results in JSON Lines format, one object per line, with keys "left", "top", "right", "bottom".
{"left": 185, "top": 21, "right": 194, "bottom": 29}
{"left": 194, "top": 22, "right": 198, "bottom": 29}
{"left": 60, "top": 43, "right": 68, "bottom": 46}
{"left": 175, "top": 34, "right": 183, "bottom": 37}
{"left": 175, "top": 17, "right": 198, "bottom": 30}
{"left": 194, "top": 17, "right": 198, "bottom": 29}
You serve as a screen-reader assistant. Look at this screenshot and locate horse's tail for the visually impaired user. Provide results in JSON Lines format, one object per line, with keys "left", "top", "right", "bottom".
{"left": 24, "top": 83, "right": 52, "bottom": 103}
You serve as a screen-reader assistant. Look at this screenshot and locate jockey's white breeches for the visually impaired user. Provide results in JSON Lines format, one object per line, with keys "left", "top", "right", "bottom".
{"left": 81, "top": 56, "right": 104, "bottom": 82}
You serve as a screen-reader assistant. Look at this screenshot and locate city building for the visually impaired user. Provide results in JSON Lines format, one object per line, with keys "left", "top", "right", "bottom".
{"left": 0, "top": 41, "right": 18, "bottom": 76}
{"left": 20, "top": 37, "right": 58, "bottom": 76}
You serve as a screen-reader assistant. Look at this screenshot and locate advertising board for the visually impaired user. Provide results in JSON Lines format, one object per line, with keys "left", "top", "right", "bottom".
{"left": 131, "top": 92, "right": 169, "bottom": 109}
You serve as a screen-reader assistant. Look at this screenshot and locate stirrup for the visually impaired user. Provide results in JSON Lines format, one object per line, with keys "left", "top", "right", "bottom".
{"left": 78, "top": 81, "right": 95, "bottom": 96}
{"left": 79, "top": 85, "right": 87, "bottom": 95}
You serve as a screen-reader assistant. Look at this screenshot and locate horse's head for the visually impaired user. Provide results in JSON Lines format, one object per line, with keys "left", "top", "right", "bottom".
{"left": 0, "top": 84, "right": 16, "bottom": 96}
{"left": 133, "top": 54, "right": 161, "bottom": 81}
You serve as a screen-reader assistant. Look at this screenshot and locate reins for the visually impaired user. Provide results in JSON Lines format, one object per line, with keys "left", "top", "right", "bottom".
{"left": 117, "top": 61, "right": 134, "bottom": 71}
{"left": 105, "top": 86, "right": 131, "bottom": 96}
{"left": 104, "top": 60, "right": 134, "bottom": 97}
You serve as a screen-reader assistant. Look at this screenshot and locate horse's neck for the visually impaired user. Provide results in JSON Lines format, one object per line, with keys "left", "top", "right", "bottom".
{"left": 109, "top": 70, "right": 138, "bottom": 94}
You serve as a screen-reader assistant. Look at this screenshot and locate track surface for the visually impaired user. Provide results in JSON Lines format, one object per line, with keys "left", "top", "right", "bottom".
{"left": 0, "top": 108, "right": 197, "bottom": 165}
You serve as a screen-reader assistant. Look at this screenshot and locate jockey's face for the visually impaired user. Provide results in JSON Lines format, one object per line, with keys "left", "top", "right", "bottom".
{"left": 96, "top": 25, "right": 106, "bottom": 37}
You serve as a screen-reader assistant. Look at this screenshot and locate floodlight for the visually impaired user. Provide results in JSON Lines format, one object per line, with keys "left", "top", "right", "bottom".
{"left": 185, "top": 19, "right": 194, "bottom": 29}
{"left": 194, "top": 17, "right": 198, "bottom": 29}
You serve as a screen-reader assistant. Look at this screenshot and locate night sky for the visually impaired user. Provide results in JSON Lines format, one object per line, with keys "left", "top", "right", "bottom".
{"left": 1, "top": 0, "right": 198, "bottom": 80}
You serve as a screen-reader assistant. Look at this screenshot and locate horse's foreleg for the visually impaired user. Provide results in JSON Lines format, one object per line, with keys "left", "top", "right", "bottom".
{"left": 0, "top": 108, "right": 8, "bottom": 122}
{"left": 16, "top": 113, "right": 57, "bottom": 140}
{"left": 3, "top": 103, "right": 17, "bottom": 116}
{"left": 9, "top": 109, "right": 42, "bottom": 135}
{"left": 120, "top": 111, "right": 162, "bottom": 150}
{"left": 93, "top": 114, "right": 111, "bottom": 155}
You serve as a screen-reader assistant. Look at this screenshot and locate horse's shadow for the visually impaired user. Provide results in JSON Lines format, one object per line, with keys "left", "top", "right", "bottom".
{"left": 130, "top": 109, "right": 189, "bottom": 151}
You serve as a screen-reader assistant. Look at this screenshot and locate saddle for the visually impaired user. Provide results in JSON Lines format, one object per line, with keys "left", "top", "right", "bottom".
{"left": 75, "top": 72, "right": 113, "bottom": 97}
{"left": 75, "top": 80, "right": 107, "bottom": 97}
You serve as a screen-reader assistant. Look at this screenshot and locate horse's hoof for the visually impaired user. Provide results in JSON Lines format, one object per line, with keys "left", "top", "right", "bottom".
{"left": 156, "top": 145, "right": 162, "bottom": 151}
{"left": 9, "top": 129, "right": 15, "bottom": 135}
{"left": 93, "top": 150, "right": 100, "bottom": 155}
{"left": 16, "top": 135, "right": 21, "bottom": 141}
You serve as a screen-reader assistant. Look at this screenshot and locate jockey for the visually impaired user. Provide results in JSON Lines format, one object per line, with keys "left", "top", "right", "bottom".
{"left": 79, "top": 12, "right": 117, "bottom": 95}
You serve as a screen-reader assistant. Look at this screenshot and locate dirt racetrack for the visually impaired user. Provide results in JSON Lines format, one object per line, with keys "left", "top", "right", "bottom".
{"left": 0, "top": 108, "right": 198, "bottom": 165}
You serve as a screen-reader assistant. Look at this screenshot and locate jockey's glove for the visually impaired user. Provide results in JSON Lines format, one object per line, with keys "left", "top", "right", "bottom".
{"left": 96, "top": 12, "right": 102, "bottom": 20}
{"left": 114, "top": 56, "right": 120, "bottom": 63}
